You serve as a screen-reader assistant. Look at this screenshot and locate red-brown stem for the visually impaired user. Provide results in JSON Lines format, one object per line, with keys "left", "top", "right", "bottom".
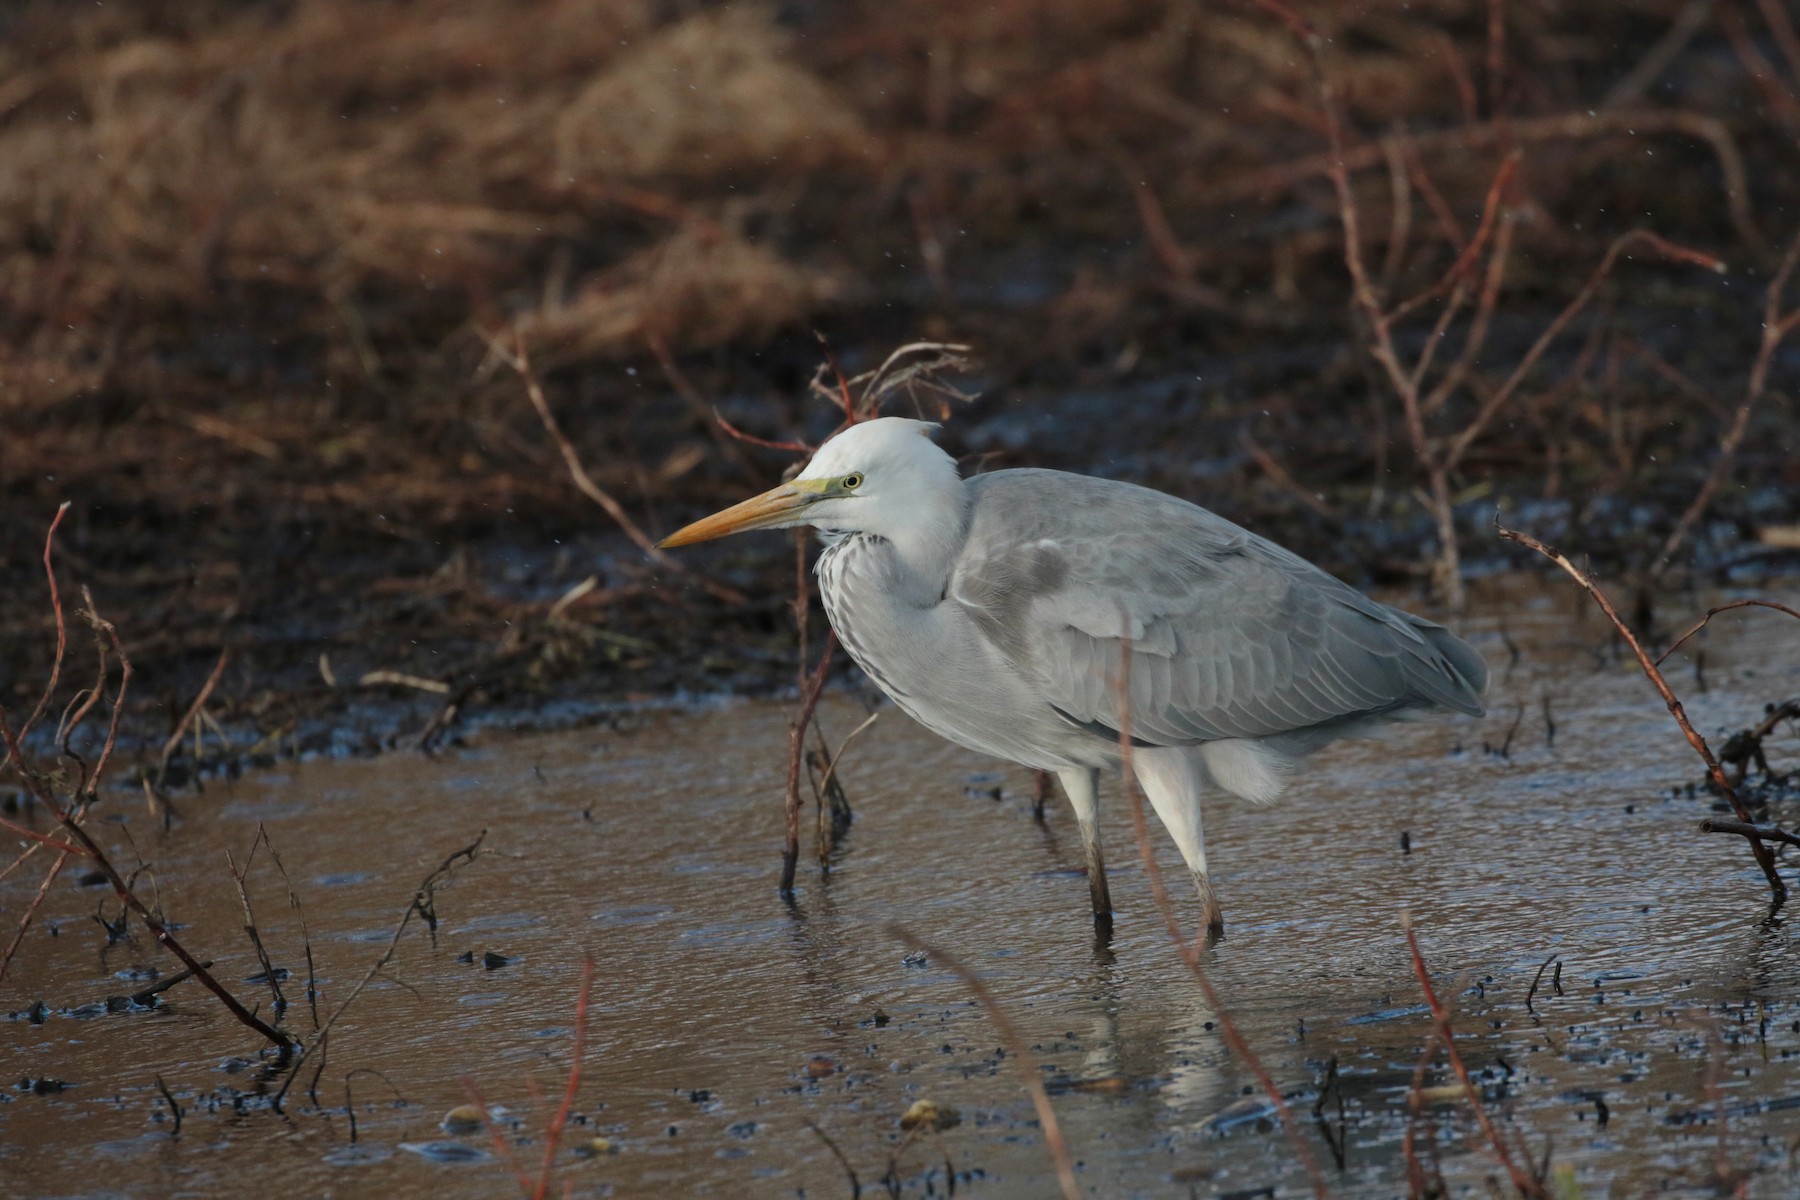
{"left": 1656, "top": 599, "right": 1800, "bottom": 665}
{"left": 54, "top": 630, "right": 110, "bottom": 753}
{"left": 887, "top": 926, "right": 1079, "bottom": 1200}
{"left": 713, "top": 410, "right": 813, "bottom": 454}
{"left": 815, "top": 334, "right": 859, "bottom": 424}
{"left": 1242, "top": 0, "right": 1314, "bottom": 42}
{"left": 1387, "top": 153, "right": 1517, "bottom": 326}
{"left": 1402, "top": 1032, "right": 1442, "bottom": 1198}
{"left": 780, "top": 634, "right": 837, "bottom": 896}
{"left": 0, "top": 814, "right": 88, "bottom": 855}
{"left": 160, "top": 648, "right": 229, "bottom": 770}
{"left": 461, "top": 1079, "right": 534, "bottom": 1197}
{"left": 1442, "top": 229, "right": 1721, "bottom": 470}
{"left": 1219, "top": 110, "right": 1762, "bottom": 251}
{"left": 1485, "top": 0, "right": 1508, "bottom": 117}
{"left": 1656, "top": 225, "right": 1800, "bottom": 572}
{"left": 1496, "top": 522, "right": 1787, "bottom": 905}
{"left": 1114, "top": 645, "right": 1331, "bottom": 1199}
{"left": 1721, "top": 2, "right": 1800, "bottom": 139}
{"left": 505, "top": 332, "right": 744, "bottom": 604}
{"left": 9, "top": 501, "right": 70, "bottom": 763}
{"left": 1403, "top": 917, "right": 1544, "bottom": 1197}
{"left": 31, "top": 763, "right": 295, "bottom": 1052}
{"left": 71, "top": 591, "right": 130, "bottom": 801}
{"left": 533, "top": 957, "right": 595, "bottom": 1199}
{"left": 0, "top": 839, "right": 78, "bottom": 982}
{"left": 1400, "top": 126, "right": 1468, "bottom": 249}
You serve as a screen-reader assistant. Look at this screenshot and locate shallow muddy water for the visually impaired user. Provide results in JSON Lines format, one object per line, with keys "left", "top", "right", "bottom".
{"left": 4, "top": 576, "right": 1800, "bottom": 1199}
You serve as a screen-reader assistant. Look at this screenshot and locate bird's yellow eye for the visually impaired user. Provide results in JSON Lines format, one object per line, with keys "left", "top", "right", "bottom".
{"left": 841, "top": 473, "right": 864, "bottom": 490}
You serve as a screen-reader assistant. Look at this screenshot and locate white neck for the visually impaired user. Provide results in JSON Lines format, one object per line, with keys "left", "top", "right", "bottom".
{"left": 873, "top": 481, "right": 969, "bottom": 605}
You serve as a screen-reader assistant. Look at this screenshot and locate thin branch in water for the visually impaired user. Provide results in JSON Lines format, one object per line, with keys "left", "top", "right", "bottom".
{"left": 1404, "top": 915, "right": 1546, "bottom": 1197}
{"left": 813, "top": 711, "right": 877, "bottom": 811}
{"left": 1699, "top": 818, "right": 1800, "bottom": 849}
{"left": 532, "top": 957, "right": 595, "bottom": 1200}
{"left": 260, "top": 832, "right": 320, "bottom": 1028}
{"left": 1497, "top": 519, "right": 1787, "bottom": 907}
{"left": 1402, "top": 1032, "right": 1444, "bottom": 1198}
{"left": 227, "top": 829, "right": 289, "bottom": 1015}
{"left": 803, "top": 1119, "right": 863, "bottom": 1198}
{"left": 781, "top": 634, "right": 837, "bottom": 896}
{"left": 9, "top": 501, "right": 71, "bottom": 764}
{"left": 1656, "top": 599, "right": 1800, "bottom": 665}
{"left": 158, "top": 649, "right": 229, "bottom": 785}
{"left": 154, "top": 1075, "right": 182, "bottom": 1136}
{"left": 886, "top": 926, "right": 1079, "bottom": 1200}
{"left": 273, "top": 831, "right": 488, "bottom": 1109}
{"left": 1525, "top": 953, "right": 1559, "bottom": 1014}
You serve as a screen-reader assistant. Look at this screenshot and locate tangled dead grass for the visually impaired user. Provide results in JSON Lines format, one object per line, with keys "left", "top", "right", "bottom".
{"left": 3, "top": 0, "right": 1798, "bottom": 743}
{"left": 4, "top": 0, "right": 1794, "bottom": 420}
{"left": 0, "top": 0, "right": 867, "bottom": 415}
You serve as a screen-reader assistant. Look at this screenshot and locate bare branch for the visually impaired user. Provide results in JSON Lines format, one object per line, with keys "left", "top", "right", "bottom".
{"left": 887, "top": 926, "right": 1079, "bottom": 1200}
{"left": 1657, "top": 599, "right": 1800, "bottom": 665}
{"left": 1496, "top": 520, "right": 1787, "bottom": 906}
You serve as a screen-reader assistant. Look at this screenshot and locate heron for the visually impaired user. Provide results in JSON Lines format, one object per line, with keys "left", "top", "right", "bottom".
{"left": 660, "top": 417, "right": 1487, "bottom": 934}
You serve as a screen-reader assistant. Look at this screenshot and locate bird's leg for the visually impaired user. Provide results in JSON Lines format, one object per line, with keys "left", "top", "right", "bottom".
{"left": 1193, "top": 872, "right": 1224, "bottom": 941}
{"left": 1083, "top": 822, "right": 1114, "bottom": 923}
{"left": 1132, "top": 747, "right": 1225, "bottom": 939}
{"left": 1056, "top": 767, "right": 1113, "bottom": 923}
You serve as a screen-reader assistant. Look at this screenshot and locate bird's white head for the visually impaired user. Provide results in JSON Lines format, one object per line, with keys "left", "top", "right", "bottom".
{"left": 659, "top": 417, "right": 965, "bottom": 551}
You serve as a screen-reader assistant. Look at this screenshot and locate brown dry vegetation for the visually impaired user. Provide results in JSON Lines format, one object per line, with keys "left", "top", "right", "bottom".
{"left": 2, "top": 0, "right": 1798, "bottom": 758}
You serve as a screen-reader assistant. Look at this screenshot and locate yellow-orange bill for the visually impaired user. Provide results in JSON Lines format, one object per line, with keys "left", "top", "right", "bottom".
{"left": 657, "top": 482, "right": 818, "bottom": 548}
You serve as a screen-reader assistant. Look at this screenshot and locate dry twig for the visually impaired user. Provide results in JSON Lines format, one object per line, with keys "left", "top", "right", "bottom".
{"left": 1258, "top": 2, "right": 1727, "bottom": 608}
{"left": 1496, "top": 520, "right": 1787, "bottom": 906}
{"left": 1656, "top": 599, "right": 1800, "bottom": 665}
{"left": 781, "top": 634, "right": 837, "bottom": 895}
{"left": 498, "top": 331, "right": 744, "bottom": 604}
{"left": 1655, "top": 226, "right": 1800, "bottom": 573}
{"left": 273, "top": 831, "right": 488, "bottom": 1108}
{"left": 887, "top": 926, "right": 1079, "bottom": 1200}
{"left": 1404, "top": 916, "right": 1547, "bottom": 1197}
{"left": 532, "top": 957, "right": 596, "bottom": 1200}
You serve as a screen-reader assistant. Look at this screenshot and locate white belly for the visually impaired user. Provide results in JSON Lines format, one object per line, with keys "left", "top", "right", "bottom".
{"left": 818, "top": 535, "right": 1105, "bottom": 769}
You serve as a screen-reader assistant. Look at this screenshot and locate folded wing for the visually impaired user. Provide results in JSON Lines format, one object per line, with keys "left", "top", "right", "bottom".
{"left": 950, "top": 471, "right": 1487, "bottom": 746}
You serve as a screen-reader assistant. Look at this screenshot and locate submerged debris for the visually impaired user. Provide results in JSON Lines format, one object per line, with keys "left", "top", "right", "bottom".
{"left": 899, "top": 1099, "right": 961, "bottom": 1133}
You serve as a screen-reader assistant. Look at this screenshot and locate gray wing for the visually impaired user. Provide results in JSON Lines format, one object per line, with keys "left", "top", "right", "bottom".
{"left": 950, "top": 471, "right": 1487, "bottom": 746}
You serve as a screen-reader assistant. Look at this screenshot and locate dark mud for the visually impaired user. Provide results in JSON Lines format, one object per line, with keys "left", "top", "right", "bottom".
{"left": 3, "top": 576, "right": 1798, "bottom": 1197}
{"left": 6, "top": 336, "right": 1798, "bottom": 790}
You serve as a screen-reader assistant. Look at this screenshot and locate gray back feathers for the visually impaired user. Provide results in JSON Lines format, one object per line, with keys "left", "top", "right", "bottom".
{"left": 949, "top": 471, "right": 1486, "bottom": 748}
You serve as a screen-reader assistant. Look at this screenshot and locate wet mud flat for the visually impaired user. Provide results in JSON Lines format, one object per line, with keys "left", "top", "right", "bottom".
{"left": 3, "top": 577, "right": 1799, "bottom": 1198}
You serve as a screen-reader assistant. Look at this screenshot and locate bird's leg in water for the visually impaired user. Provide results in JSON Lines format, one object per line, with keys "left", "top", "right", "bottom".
{"left": 1057, "top": 767, "right": 1113, "bottom": 922}
{"left": 1133, "top": 746, "right": 1225, "bottom": 939}
{"left": 1192, "top": 872, "right": 1224, "bottom": 940}
{"left": 1083, "top": 823, "right": 1114, "bottom": 922}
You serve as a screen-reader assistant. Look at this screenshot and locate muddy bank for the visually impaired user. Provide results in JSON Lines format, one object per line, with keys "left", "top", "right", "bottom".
{"left": 6, "top": 350, "right": 1798, "bottom": 790}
